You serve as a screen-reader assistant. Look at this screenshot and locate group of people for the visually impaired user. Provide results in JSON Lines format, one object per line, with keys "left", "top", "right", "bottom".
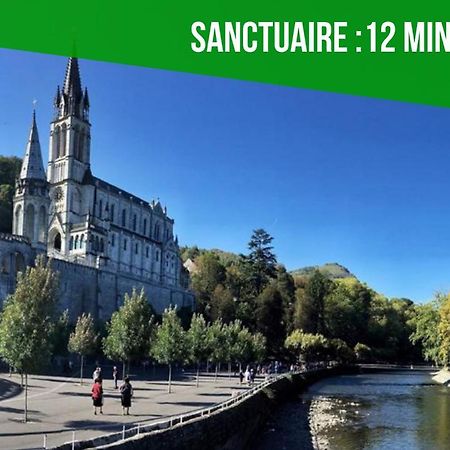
{"left": 91, "top": 366, "right": 134, "bottom": 415}
{"left": 239, "top": 366, "right": 256, "bottom": 386}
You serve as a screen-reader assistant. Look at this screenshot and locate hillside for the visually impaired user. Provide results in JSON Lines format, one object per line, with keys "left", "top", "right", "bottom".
{"left": 290, "top": 263, "right": 355, "bottom": 280}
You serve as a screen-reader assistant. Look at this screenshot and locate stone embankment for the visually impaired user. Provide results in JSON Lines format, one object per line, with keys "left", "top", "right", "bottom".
{"left": 53, "top": 366, "right": 355, "bottom": 450}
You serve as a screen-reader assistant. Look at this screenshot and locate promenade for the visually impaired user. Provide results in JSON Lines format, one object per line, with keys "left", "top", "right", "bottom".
{"left": 0, "top": 369, "right": 249, "bottom": 450}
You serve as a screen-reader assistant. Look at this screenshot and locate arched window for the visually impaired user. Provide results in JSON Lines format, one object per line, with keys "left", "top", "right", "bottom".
{"left": 14, "top": 204, "right": 22, "bottom": 235}
{"left": 154, "top": 223, "right": 160, "bottom": 241}
{"left": 111, "top": 233, "right": 115, "bottom": 247}
{"left": 99, "top": 200, "right": 103, "bottom": 219}
{"left": 38, "top": 206, "right": 46, "bottom": 243}
{"left": 69, "top": 236, "right": 74, "bottom": 251}
{"left": 73, "top": 126, "right": 80, "bottom": 159}
{"left": 135, "top": 243, "right": 138, "bottom": 254}
{"left": 74, "top": 235, "right": 79, "bottom": 250}
{"left": 133, "top": 214, "right": 137, "bottom": 231}
{"left": 100, "top": 238, "right": 104, "bottom": 253}
{"left": 25, "top": 204, "right": 35, "bottom": 241}
{"left": 53, "top": 126, "right": 60, "bottom": 160}
{"left": 80, "top": 234, "right": 85, "bottom": 249}
{"left": 54, "top": 233, "right": 62, "bottom": 252}
{"left": 110, "top": 204, "right": 115, "bottom": 222}
{"left": 122, "top": 209, "right": 126, "bottom": 227}
{"left": 143, "top": 218, "right": 147, "bottom": 235}
{"left": 95, "top": 236, "right": 99, "bottom": 252}
{"left": 60, "top": 124, "right": 67, "bottom": 157}
{"left": 123, "top": 239, "right": 127, "bottom": 251}
{"left": 146, "top": 247, "right": 149, "bottom": 258}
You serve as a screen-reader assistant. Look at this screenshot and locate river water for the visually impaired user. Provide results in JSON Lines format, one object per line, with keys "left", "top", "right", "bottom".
{"left": 257, "top": 369, "right": 450, "bottom": 450}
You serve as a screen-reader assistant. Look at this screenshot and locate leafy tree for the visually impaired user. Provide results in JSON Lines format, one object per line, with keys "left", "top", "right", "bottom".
{"left": 354, "top": 343, "right": 372, "bottom": 362}
{"left": 285, "top": 330, "right": 328, "bottom": 363}
{"left": 191, "top": 252, "right": 226, "bottom": 319}
{"left": 186, "top": 313, "right": 209, "bottom": 387}
{"left": 103, "top": 288, "right": 155, "bottom": 379}
{"left": 206, "top": 319, "right": 227, "bottom": 381}
{"left": 234, "top": 327, "right": 254, "bottom": 373}
{"left": 51, "top": 309, "right": 71, "bottom": 357}
{"left": 293, "top": 271, "right": 331, "bottom": 334}
{"left": 68, "top": 313, "right": 98, "bottom": 384}
{"left": 0, "top": 156, "right": 22, "bottom": 233}
{"left": 276, "top": 266, "right": 296, "bottom": 333}
{"left": 151, "top": 306, "right": 185, "bottom": 393}
{"left": 438, "top": 294, "right": 450, "bottom": 367}
{"left": 210, "top": 284, "right": 236, "bottom": 323}
{"left": 0, "top": 256, "right": 58, "bottom": 422}
{"left": 255, "top": 283, "right": 284, "bottom": 354}
{"left": 244, "top": 229, "right": 277, "bottom": 295}
{"left": 251, "top": 332, "right": 267, "bottom": 364}
{"left": 409, "top": 300, "right": 440, "bottom": 365}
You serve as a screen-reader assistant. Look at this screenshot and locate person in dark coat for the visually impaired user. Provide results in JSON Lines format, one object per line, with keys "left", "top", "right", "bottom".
{"left": 120, "top": 376, "right": 133, "bottom": 415}
{"left": 91, "top": 378, "right": 103, "bottom": 415}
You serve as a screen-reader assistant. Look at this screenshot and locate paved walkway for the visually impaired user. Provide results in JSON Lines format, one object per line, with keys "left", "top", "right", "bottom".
{"left": 0, "top": 370, "right": 250, "bottom": 450}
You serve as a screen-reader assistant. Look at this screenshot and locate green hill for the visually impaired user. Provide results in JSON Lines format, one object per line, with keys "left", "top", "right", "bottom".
{"left": 290, "top": 263, "right": 355, "bottom": 280}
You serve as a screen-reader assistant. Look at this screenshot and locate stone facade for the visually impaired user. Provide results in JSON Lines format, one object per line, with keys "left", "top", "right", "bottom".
{"left": 0, "top": 57, "right": 194, "bottom": 321}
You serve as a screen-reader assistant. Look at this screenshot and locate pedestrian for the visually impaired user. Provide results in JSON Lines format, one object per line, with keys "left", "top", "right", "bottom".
{"left": 93, "top": 366, "right": 101, "bottom": 382}
{"left": 113, "top": 366, "right": 118, "bottom": 389}
{"left": 250, "top": 368, "right": 255, "bottom": 386}
{"left": 239, "top": 369, "right": 244, "bottom": 385}
{"left": 91, "top": 378, "right": 103, "bottom": 415}
{"left": 244, "top": 366, "right": 251, "bottom": 386}
{"left": 120, "top": 376, "right": 133, "bottom": 415}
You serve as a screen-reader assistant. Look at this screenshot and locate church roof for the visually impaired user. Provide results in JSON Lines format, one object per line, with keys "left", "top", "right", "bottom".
{"left": 20, "top": 111, "right": 46, "bottom": 180}
{"left": 90, "top": 175, "right": 172, "bottom": 220}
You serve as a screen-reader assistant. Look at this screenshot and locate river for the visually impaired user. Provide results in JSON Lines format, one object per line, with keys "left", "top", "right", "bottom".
{"left": 256, "top": 369, "right": 450, "bottom": 450}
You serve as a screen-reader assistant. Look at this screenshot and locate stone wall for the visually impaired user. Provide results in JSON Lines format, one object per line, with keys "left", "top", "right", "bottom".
{"left": 0, "top": 235, "right": 194, "bottom": 321}
{"left": 53, "top": 367, "right": 356, "bottom": 450}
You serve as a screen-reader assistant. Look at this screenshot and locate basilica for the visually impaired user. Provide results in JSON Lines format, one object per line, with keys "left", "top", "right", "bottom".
{"left": 0, "top": 57, "right": 193, "bottom": 320}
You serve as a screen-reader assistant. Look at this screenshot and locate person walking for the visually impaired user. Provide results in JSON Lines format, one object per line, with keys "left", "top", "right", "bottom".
{"left": 93, "top": 366, "right": 102, "bottom": 382}
{"left": 120, "top": 376, "right": 133, "bottom": 415}
{"left": 91, "top": 378, "right": 104, "bottom": 415}
{"left": 112, "top": 366, "right": 118, "bottom": 389}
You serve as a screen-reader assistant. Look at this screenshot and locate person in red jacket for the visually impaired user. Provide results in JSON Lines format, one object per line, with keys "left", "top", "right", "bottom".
{"left": 91, "top": 378, "right": 104, "bottom": 415}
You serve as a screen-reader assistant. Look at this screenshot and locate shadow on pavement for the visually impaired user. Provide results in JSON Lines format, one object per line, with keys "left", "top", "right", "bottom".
{"left": 0, "top": 378, "right": 23, "bottom": 401}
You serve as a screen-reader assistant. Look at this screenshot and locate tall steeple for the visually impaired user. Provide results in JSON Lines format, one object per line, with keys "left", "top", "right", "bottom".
{"left": 20, "top": 111, "right": 46, "bottom": 180}
{"left": 13, "top": 110, "right": 50, "bottom": 249}
{"left": 54, "top": 57, "right": 89, "bottom": 120}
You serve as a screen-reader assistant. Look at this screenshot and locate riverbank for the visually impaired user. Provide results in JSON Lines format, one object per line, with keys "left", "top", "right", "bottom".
{"left": 257, "top": 367, "right": 441, "bottom": 450}
{"left": 63, "top": 366, "right": 356, "bottom": 450}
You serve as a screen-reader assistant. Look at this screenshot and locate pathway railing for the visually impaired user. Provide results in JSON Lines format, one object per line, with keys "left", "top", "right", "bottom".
{"left": 46, "top": 367, "right": 318, "bottom": 450}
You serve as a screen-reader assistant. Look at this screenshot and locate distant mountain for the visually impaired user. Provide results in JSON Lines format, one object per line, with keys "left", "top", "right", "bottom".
{"left": 290, "top": 263, "right": 356, "bottom": 280}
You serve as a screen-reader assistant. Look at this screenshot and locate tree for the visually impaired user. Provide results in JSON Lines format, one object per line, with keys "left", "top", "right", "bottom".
{"left": 255, "top": 283, "right": 284, "bottom": 354}
{"left": 191, "top": 252, "right": 226, "bottom": 319}
{"left": 285, "top": 330, "right": 328, "bottom": 363}
{"left": 210, "top": 284, "right": 236, "bottom": 323}
{"left": 206, "top": 319, "right": 227, "bottom": 381}
{"left": 409, "top": 300, "right": 441, "bottom": 365}
{"left": 294, "top": 271, "right": 331, "bottom": 334}
{"left": 150, "top": 306, "right": 185, "bottom": 393}
{"left": 186, "top": 313, "right": 209, "bottom": 387}
{"left": 244, "top": 229, "right": 277, "bottom": 295}
{"left": 51, "top": 309, "right": 71, "bottom": 357}
{"left": 103, "top": 289, "right": 155, "bottom": 379}
{"left": 354, "top": 343, "right": 372, "bottom": 362}
{"left": 276, "top": 266, "right": 296, "bottom": 333}
{"left": 0, "top": 256, "right": 58, "bottom": 422}
{"left": 68, "top": 313, "right": 98, "bottom": 384}
{"left": 0, "top": 156, "right": 22, "bottom": 233}
{"left": 251, "top": 332, "right": 267, "bottom": 364}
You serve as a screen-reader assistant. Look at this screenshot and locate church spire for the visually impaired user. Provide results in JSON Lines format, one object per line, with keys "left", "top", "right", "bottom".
{"left": 63, "top": 57, "right": 82, "bottom": 100}
{"left": 55, "top": 57, "right": 89, "bottom": 120}
{"left": 20, "top": 110, "right": 46, "bottom": 180}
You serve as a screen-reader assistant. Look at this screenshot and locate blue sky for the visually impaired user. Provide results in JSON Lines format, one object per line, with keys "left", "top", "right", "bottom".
{"left": 1, "top": 48, "right": 450, "bottom": 303}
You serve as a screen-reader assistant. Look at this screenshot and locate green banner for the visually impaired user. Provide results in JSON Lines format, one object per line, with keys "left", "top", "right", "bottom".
{"left": 1, "top": 1, "right": 450, "bottom": 107}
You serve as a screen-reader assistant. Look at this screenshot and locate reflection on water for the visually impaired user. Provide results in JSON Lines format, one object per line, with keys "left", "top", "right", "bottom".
{"left": 257, "top": 370, "right": 450, "bottom": 450}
